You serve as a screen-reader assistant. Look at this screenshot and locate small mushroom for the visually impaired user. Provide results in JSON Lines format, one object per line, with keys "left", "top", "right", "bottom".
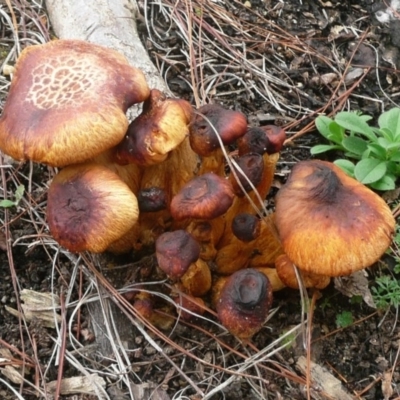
{"left": 237, "top": 125, "right": 286, "bottom": 156}
{"left": 190, "top": 104, "right": 247, "bottom": 175}
{"left": 229, "top": 153, "right": 264, "bottom": 197}
{"left": 0, "top": 39, "right": 149, "bottom": 167}
{"left": 275, "top": 160, "right": 395, "bottom": 277}
{"left": 216, "top": 269, "right": 273, "bottom": 339}
{"left": 155, "top": 230, "right": 201, "bottom": 280}
{"left": 114, "top": 89, "right": 193, "bottom": 166}
{"left": 170, "top": 173, "right": 234, "bottom": 221}
{"left": 47, "top": 163, "right": 139, "bottom": 253}
{"left": 231, "top": 213, "right": 261, "bottom": 242}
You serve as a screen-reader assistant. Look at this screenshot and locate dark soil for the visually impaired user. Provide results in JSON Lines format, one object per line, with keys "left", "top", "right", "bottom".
{"left": 1, "top": 0, "right": 400, "bottom": 399}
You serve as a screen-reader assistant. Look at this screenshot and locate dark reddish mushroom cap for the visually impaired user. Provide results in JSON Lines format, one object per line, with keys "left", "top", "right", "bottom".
{"left": 170, "top": 173, "right": 235, "bottom": 220}
{"left": 238, "top": 125, "right": 286, "bottom": 156}
{"left": 189, "top": 104, "right": 248, "bottom": 156}
{"left": 231, "top": 213, "right": 261, "bottom": 242}
{"left": 275, "top": 160, "right": 396, "bottom": 277}
{"left": 216, "top": 268, "right": 273, "bottom": 339}
{"left": 230, "top": 153, "right": 264, "bottom": 196}
{"left": 155, "top": 230, "right": 201, "bottom": 279}
{"left": 137, "top": 187, "right": 167, "bottom": 213}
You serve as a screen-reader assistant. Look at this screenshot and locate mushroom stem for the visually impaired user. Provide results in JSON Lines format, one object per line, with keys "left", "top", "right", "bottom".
{"left": 215, "top": 217, "right": 283, "bottom": 274}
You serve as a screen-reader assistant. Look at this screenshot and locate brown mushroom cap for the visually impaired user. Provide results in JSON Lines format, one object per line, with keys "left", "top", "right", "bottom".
{"left": 275, "top": 160, "right": 395, "bottom": 277}
{"left": 47, "top": 163, "right": 139, "bottom": 253}
{"left": 170, "top": 173, "right": 235, "bottom": 220}
{"left": 216, "top": 268, "right": 273, "bottom": 339}
{"left": 189, "top": 104, "right": 248, "bottom": 156}
{"left": 0, "top": 39, "right": 150, "bottom": 167}
{"left": 230, "top": 153, "right": 264, "bottom": 196}
{"left": 114, "top": 89, "right": 193, "bottom": 166}
{"left": 155, "top": 230, "right": 201, "bottom": 279}
{"left": 231, "top": 213, "right": 261, "bottom": 242}
{"left": 238, "top": 125, "right": 286, "bottom": 156}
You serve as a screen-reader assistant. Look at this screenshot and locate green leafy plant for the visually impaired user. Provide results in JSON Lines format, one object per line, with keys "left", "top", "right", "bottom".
{"left": 371, "top": 275, "right": 400, "bottom": 309}
{"left": 0, "top": 185, "right": 25, "bottom": 208}
{"left": 335, "top": 311, "right": 354, "bottom": 328}
{"left": 311, "top": 108, "right": 400, "bottom": 190}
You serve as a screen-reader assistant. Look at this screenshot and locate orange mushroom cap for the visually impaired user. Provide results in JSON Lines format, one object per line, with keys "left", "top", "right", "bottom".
{"left": 114, "top": 89, "right": 193, "bottom": 166}
{"left": 47, "top": 163, "right": 139, "bottom": 253}
{"left": 0, "top": 39, "right": 150, "bottom": 167}
{"left": 275, "top": 160, "right": 395, "bottom": 277}
{"left": 170, "top": 173, "right": 235, "bottom": 221}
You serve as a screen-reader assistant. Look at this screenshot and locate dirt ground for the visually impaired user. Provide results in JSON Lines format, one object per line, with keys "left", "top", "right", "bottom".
{"left": 1, "top": 0, "right": 400, "bottom": 399}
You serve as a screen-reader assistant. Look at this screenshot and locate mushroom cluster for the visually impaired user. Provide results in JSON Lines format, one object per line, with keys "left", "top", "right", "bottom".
{"left": 1, "top": 40, "right": 395, "bottom": 339}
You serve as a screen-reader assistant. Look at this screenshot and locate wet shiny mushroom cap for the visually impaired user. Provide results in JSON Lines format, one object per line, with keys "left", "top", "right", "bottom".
{"left": 0, "top": 39, "right": 150, "bottom": 166}
{"left": 170, "top": 173, "right": 235, "bottom": 220}
{"left": 275, "top": 160, "right": 395, "bottom": 277}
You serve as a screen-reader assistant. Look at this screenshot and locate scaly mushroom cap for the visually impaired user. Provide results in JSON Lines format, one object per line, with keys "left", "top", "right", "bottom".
{"left": 0, "top": 39, "right": 150, "bottom": 167}
{"left": 275, "top": 160, "right": 395, "bottom": 277}
{"left": 115, "top": 89, "right": 193, "bottom": 166}
{"left": 170, "top": 173, "right": 235, "bottom": 220}
{"left": 47, "top": 163, "right": 139, "bottom": 253}
{"left": 189, "top": 104, "right": 248, "bottom": 156}
{"left": 155, "top": 230, "right": 201, "bottom": 279}
{"left": 216, "top": 269, "right": 273, "bottom": 339}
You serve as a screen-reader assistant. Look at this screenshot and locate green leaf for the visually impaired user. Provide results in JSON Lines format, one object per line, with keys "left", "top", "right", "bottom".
{"left": 0, "top": 199, "right": 16, "bottom": 208}
{"left": 334, "top": 159, "right": 355, "bottom": 176}
{"left": 354, "top": 159, "right": 387, "bottom": 184}
{"left": 341, "top": 136, "right": 368, "bottom": 156}
{"left": 369, "top": 175, "right": 396, "bottom": 191}
{"left": 389, "top": 151, "right": 400, "bottom": 162}
{"left": 310, "top": 144, "right": 342, "bottom": 155}
{"left": 378, "top": 127, "right": 395, "bottom": 142}
{"left": 335, "top": 111, "right": 376, "bottom": 141}
{"left": 315, "top": 115, "right": 334, "bottom": 139}
{"left": 378, "top": 108, "right": 400, "bottom": 140}
{"left": 326, "top": 121, "right": 345, "bottom": 144}
{"left": 336, "top": 311, "right": 353, "bottom": 328}
{"left": 366, "top": 143, "right": 387, "bottom": 160}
